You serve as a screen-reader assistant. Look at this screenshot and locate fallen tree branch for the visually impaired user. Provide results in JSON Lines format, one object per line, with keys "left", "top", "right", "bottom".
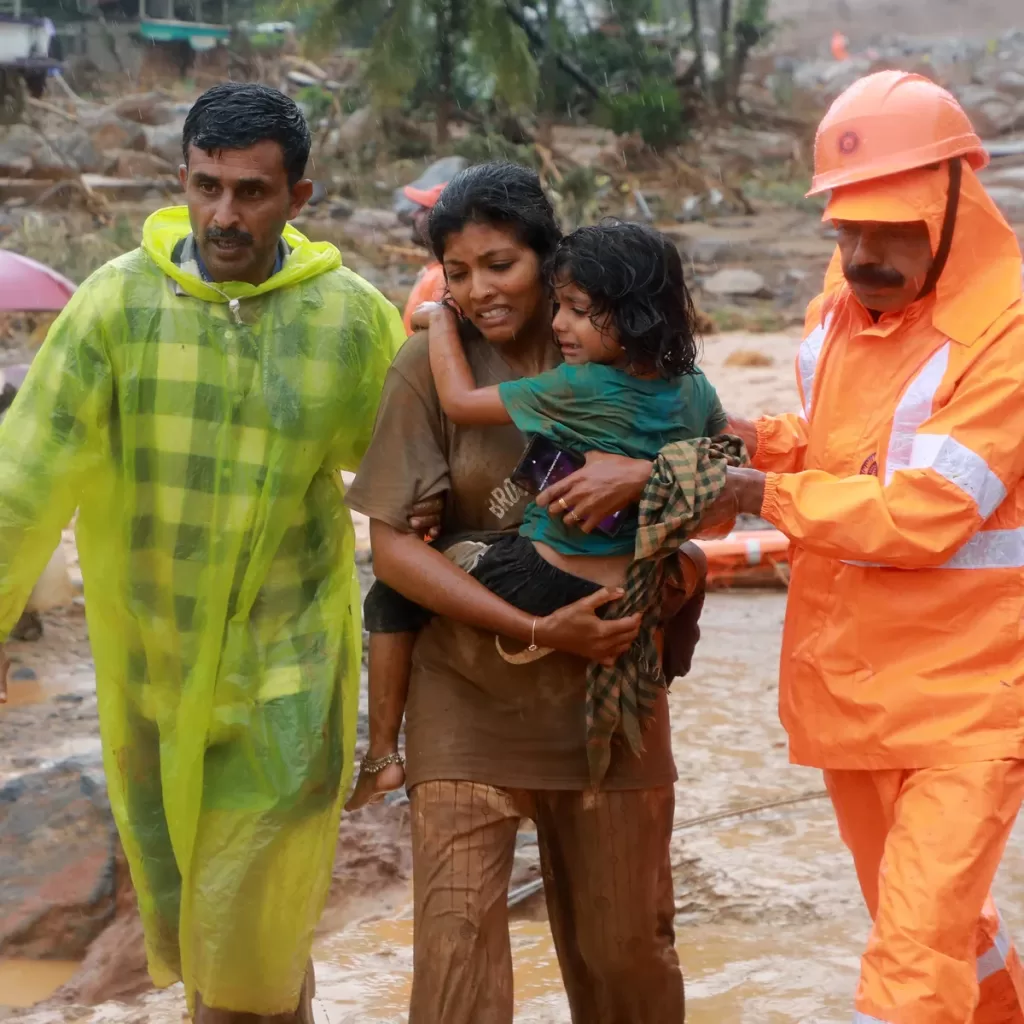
{"left": 27, "top": 97, "right": 79, "bottom": 122}
{"left": 502, "top": 0, "right": 604, "bottom": 101}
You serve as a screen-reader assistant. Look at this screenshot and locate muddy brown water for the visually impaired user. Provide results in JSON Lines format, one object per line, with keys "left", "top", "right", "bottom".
{"left": 0, "top": 962, "right": 80, "bottom": 1010}
{"left": 10, "top": 590, "right": 1024, "bottom": 1023}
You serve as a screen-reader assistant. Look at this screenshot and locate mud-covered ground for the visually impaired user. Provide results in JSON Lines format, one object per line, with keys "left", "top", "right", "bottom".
{"left": 8, "top": 329, "right": 1024, "bottom": 1022}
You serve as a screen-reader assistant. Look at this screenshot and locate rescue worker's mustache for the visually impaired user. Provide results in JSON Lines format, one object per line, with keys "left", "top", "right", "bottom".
{"left": 205, "top": 227, "right": 254, "bottom": 247}
{"left": 843, "top": 263, "right": 906, "bottom": 289}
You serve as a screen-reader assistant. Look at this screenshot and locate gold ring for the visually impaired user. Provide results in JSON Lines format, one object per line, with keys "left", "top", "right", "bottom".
{"left": 566, "top": 510, "right": 580, "bottom": 525}
{"left": 557, "top": 497, "right": 569, "bottom": 513}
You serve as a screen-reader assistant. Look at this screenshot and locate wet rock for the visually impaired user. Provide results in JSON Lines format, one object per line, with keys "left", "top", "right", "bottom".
{"left": 0, "top": 756, "right": 118, "bottom": 959}
{"left": 104, "top": 92, "right": 177, "bottom": 127}
{"left": 50, "top": 847, "right": 150, "bottom": 1007}
{"left": 79, "top": 113, "right": 148, "bottom": 154}
{"left": 956, "top": 85, "right": 1016, "bottom": 137}
{"left": 0, "top": 125, "right": 75, "bottom": 179}
{"left": 987, "top": 186, "right": 1024, "bottom": 222}
{"left": 142, "top": 119, "right": 187, "bottom": 167}
{"left": 329, "top": 199, "right": 354, "bottom": 220}
{"left": 996, "top": 70, "right": 1024, "bottom": 100}
{"left": 52, "top": 130, "right": 106, "bottom": 175}
{"left": 703, "top": 268, "right": 773, "bottom": 298}
{"left": 308, "top": 180, "right": 329, "bottom": 207}
{"left": 335, "top": 107, "right": 377, "bottom": 152}
{"left": 105, "top": 149, "right": 177, "bottom": 179}
{"left": 343, "top": 207, "right": 405, "bottom": 247}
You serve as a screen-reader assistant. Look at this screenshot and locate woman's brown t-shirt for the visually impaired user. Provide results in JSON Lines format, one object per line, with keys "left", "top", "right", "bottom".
{"left": 345, "top": 331, "right": 677, "bottom": 791}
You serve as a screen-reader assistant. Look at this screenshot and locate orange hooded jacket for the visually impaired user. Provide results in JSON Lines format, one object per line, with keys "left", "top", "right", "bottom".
{"left": 755, "top": 163, "right": 1024, "bottom": 769}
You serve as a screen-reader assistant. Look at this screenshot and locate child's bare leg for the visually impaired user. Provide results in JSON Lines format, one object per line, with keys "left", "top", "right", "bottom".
{"left": 345, "top": 631, "right": 415, "bottom": 811}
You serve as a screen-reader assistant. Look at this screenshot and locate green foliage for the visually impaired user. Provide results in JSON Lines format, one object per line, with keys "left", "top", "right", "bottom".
{"left": 295, "top": 85, "right": 336, "bottom": 124}
{"left": 600, "top": 77, "right": 686, "bottom": 150}
{"left": 311, "top": 0, "right": 537, "bottom": 123}
{"left": 451, "top": 132, "right": 539, "bottom": 167}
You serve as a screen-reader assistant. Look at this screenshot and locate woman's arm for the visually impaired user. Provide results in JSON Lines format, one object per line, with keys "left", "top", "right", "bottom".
{"left": 427, "top": 305, "right": 512, "bottom": 425}
{"left": 371, "top": 520, "right": 641, "bottom": 665}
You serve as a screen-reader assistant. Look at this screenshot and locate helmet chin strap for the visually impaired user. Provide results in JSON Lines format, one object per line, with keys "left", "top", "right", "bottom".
{"left": 915, "top": 157, "right": 962, "bottom": 301}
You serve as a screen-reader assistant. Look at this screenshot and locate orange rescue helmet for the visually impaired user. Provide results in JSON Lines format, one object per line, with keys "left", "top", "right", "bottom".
{"left": 807, "top": 70, "right": 988, "bottom": 196}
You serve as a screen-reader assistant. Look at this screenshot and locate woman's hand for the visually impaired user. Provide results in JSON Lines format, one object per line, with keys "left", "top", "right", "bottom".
{"left": 536, "top": 451, "right": 652, "bottom": 533}
{"left": 407, "top": 495, "right": 444, "bottom": 542}
{"left": 410, "top": 301, "right": 443, "bottom": 333}
{"left": 535, "top": 587, "right": 641, "bottom": 666}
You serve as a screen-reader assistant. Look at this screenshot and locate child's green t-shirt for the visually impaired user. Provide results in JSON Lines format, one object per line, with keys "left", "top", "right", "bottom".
{"left": 497, "top": 362, "right": 727, "bottom": 556}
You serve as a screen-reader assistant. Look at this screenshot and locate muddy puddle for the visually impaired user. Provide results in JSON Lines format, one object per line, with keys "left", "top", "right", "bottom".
{"left": 0, "top": 961, "right": 80, "bottom": 1010}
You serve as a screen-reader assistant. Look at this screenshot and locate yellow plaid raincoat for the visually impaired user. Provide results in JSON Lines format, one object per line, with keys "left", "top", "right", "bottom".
{"left": 0, "top": 206, "right": 404, "bottom": 1012}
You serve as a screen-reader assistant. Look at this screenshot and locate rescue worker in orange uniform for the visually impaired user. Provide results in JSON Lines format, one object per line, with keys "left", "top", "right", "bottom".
{"left": 401, "top": 181, "right": 448, "bottom": 334}
{"left": 726, "top": 71, "right": 1024, "bottom": 1023}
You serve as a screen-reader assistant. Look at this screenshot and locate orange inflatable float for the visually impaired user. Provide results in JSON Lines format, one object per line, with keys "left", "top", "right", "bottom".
{"left": 695, "top": 529, "right": 790, "bottom": 588}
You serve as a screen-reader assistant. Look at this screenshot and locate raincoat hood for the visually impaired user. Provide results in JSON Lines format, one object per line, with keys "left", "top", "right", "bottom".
{"left": 142, "top": 205, "right": 343, "bottom": 302}
{"left": 822, "top": 163, "right": 1023, "bottom": 346}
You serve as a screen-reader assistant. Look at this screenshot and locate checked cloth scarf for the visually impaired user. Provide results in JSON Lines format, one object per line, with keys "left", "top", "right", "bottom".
{"left": 586, "top": 434, "right": 748, "bottom": 784}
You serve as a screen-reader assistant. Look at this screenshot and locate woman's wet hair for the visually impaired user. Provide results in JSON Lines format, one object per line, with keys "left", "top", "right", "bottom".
{"left": 547, "top": 221, "right": 702, "bottom": 379}
{"left": 183, "top": 82, "right": 311, "bottom": 186}
{"left": 428, "top": 163, "right": 561, "bottom": 262}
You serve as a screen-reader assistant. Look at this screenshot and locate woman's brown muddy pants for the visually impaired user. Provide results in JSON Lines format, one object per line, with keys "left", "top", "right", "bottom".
{"left": 409, "top": 780, "right": 683, "bottom": 1023}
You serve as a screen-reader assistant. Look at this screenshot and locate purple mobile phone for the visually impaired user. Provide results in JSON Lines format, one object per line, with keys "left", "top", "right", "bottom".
{"left": 510, "top": 436, "right": 632, "bottom": 537}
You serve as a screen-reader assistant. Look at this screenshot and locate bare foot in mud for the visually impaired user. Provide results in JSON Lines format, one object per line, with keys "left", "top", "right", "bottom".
{"left": 344, "top": 753, "right": 405, "bottom": 812}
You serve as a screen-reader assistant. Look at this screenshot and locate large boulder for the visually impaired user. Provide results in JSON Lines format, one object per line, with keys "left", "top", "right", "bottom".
{"left": 106, "top": 148, "right": 177, "bottom": 179}
{"left": 79, "top": 113, "right": 148, "bottom": 154}
{"left": 702, "top": 268, "right": 773, "bottom": 299}
{"left": 0, "top": 756, "right": 118, "bottom": 959}
{"left": 104, "top": 92, "right": 178, "bottom": 127}
{"left": 0, "top": 124, "right": 76, "bottom": 179}
{"left": 143, "top": 119, "right": 186, "bottom": 166}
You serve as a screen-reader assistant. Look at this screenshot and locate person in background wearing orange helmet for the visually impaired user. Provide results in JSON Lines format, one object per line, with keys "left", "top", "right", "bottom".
{"left": 831, "top": 29, "right": 850, "bottom": 61}
{"left": 401, "top": 182, "right": 448, "bottom": 334}
{"left": 724, "top": 71, "right": 1024, "bottom": 1023}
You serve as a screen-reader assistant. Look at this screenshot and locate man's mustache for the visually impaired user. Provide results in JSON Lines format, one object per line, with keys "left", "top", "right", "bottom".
{"left": 843, "top": 262, "right": 906, "bottom": 289}
{"left": 205, "top": 226, "right": 254, "bottom": 246}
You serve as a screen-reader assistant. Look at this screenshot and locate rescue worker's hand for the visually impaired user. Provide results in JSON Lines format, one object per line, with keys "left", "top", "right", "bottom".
{"left": 0, "top": 644, "right": 9, "bottom": 704}
{"left": 536, "top": 587, "right": 641, "bottom": 666}
{"left": 410, "top": 302, "right": 443, "bottom": 333}
{"left": 726, "top": 466, "right": 768, "bottom": 516}
{"left": 537, "top": 451, "right": 651, "bottom": 533}
{"left": 727, "top": 415, "right": 759, "bottom": 459}
{"left": 408, "top": 495, "right": 445, "bottom": 542}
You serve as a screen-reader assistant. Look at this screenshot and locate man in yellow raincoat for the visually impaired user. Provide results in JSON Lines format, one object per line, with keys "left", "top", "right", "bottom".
{"left": 0, "top": 83, "right": 407, "bottom": 1021}
{"left": 727, "top": 72, "right": 1024, "bottom": 1023}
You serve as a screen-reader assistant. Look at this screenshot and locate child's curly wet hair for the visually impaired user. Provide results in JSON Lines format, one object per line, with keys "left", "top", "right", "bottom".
{"left": 546, "top": 221, "right": 701, "bottom": 379}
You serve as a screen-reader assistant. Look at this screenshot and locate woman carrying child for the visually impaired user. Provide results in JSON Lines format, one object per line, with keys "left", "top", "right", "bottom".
{"left": 344, "top": 162, "right": 729, "bottom": 1023}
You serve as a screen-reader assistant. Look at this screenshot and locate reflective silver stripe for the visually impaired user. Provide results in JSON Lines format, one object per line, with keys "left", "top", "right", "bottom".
{"left": 907, "top": 433, "right": 1007, "bottom": 518}
{"left": 852, "top": 1013, "right": 892, "bottom": 1023}
{"left": 978, "top": 917, "right": 1013, "bottom": 982}
{"left": 745, "top": 537, "right": 762, "bottom": 566}
{"left": 844, "top": 527, "right": 1024, "bottom": 570}
{"left": 798, "top": 313, "right": 832, "bottom": 417}
{"left": 884, "top": 342, "right": 951, "bottom": 484}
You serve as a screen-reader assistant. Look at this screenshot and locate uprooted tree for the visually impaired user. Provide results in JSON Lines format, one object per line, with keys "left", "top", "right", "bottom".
{"left": 295, "top": 0, "right": 771, "bottom": 146}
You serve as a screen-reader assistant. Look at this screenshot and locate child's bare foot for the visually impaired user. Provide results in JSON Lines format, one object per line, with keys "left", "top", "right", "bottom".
{"left": 345, "top": 751, "right": 406, "bottom": 811}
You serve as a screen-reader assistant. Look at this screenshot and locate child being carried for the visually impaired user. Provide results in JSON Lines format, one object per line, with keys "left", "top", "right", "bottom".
{"left": 346, "top": 221, "right": 728, "bottom": 810}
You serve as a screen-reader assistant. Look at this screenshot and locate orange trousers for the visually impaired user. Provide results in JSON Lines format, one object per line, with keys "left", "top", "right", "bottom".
{"left": 825, "top": 762, "right": 1024, "bottom": 1024}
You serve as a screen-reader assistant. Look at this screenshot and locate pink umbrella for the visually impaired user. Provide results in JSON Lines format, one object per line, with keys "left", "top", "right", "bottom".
{"left": 0, "top": 250, "right": 77, "bottom": 312}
